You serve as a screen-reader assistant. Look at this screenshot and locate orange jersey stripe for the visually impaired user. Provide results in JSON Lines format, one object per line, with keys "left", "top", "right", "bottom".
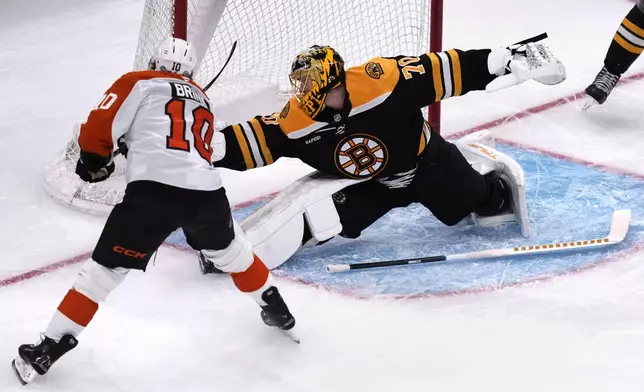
{"left": 78, "top": 70, "right": 191, "bottom": 157}
{"left": 230, "top": 255, "right": 270, "bottom": 293}
{"left": 57, "top": 289, "right": 99, "bottom": 327}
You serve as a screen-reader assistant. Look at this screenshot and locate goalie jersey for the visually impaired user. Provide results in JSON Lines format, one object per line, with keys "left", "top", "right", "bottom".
{"left": 78, "top": 70, "right": 221, "bottom": 191}
{"left": 215, "top": 49, "right": 497, "bottom": 186}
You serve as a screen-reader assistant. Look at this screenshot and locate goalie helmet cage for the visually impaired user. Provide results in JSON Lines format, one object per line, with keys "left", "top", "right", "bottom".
{"left": 43, "top": 0, "right": 444, "bottom": 215}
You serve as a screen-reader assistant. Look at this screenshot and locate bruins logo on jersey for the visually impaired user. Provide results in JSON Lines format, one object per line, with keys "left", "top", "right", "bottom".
{"left": 280, "top": 101, "right": 290, "bottom": 118}
{"left": 365, "top": 61, "right": 384, "bottom": 79}
{"left": 334, "top": 134, "right": 388, "bottom": 178}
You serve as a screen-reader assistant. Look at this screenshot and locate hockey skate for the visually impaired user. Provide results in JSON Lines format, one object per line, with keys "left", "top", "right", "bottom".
{"left": 198, "top": 250, "right": 225, "bottom": 275}
{"left": 259, "top": 286, "right": 299, "bottom": 343}
{"left": 583, "top": 66, "right": 621, "bottom": 109}
{"left": 11, "top": 335, "right": 78, "bottom": 385}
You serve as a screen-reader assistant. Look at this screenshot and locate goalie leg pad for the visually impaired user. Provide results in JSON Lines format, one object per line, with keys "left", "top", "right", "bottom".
{"left": 455, "top": 140, "right": 530, "bottom": 237}
{"left": 456, "top": 129, "right": 496, "bottom": 149}
{"left": 200, "top": 221, "right": 254, "bottom": 273}
{"left": 241, "top": 171, "right": 364, "bottom": 270}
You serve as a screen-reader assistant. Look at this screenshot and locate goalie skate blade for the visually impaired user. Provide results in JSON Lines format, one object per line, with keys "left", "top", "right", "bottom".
{"left": 12, "top": 356, "right": 37, "bottom": 385}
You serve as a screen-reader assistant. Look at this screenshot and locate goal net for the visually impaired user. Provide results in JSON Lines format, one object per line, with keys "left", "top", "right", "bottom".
{"left": 43, "top": 0, "right": 443, "bottom": 214}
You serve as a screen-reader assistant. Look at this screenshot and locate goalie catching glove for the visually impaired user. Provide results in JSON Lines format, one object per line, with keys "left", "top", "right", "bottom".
{"left": 486, "top": 40, "right": 566, "bottom": 92}
{"left": 75, "top": 150, "right": 115, "bottom": 183}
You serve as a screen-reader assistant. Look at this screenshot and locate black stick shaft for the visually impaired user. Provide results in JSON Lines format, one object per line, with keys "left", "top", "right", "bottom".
{"left": 348, "top": 255, "right": 447, "bottom": 270}
{"left": 513, "top": 32, "right": 548, "bottom": 46}
{"left": 204, "top": 41, "right": 238, "bottom": 92}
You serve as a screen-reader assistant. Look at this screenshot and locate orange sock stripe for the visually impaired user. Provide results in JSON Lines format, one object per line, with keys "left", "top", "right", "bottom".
{"left": 230, "top": 255, "right": 269, "bottom": 293}
{"left": 57, "top": 289, "right": 99, "bottom": 327}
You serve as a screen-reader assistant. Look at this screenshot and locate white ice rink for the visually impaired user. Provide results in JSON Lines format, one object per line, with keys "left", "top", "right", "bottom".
{"left": 2, "top": 0, "right": 644, "bottom": 390}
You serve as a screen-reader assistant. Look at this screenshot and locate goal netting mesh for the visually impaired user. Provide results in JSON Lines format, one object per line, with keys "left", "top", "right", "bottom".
{"left": 43, "top": 0, "right": 438, "bottom": 214}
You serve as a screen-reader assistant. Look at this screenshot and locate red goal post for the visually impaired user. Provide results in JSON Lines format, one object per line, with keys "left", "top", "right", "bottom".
{"left": 43, "top": 0, "right": 444, "bottom": 214}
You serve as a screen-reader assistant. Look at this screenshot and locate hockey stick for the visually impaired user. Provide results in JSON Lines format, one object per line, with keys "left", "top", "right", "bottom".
{"left": 204, "top": 41, "right": 238, "bottom": 92}
{"left": 326, "top": 209, "right": 631, "bottom": 273}
{"left": 512, "top": 32, "right": 548, "bottom": 46}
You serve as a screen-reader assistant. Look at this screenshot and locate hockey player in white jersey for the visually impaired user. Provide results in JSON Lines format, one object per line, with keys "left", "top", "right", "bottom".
{"left": 11, "top": 37, "right": 296, "bottom": 385}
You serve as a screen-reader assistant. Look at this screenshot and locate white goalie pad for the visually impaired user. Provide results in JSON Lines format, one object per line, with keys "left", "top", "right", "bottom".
{"left": 241, "top": 172, "right": 365, "bottom": 269}
{"left": 457, "top": 128, "right": 496, "bottom": 149}
{"left": 454, "top": 131, "right": 530, "bottom": 237}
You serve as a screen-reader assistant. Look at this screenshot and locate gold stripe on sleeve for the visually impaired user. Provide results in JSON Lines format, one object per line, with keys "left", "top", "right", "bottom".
{"left": 232, "top": 124, "right": 255, "bottom": 169}
{"left": 249, "top": 118, "right": 274, "bottom": 165}
{"left": 446, "top": 50, "right": 463, "bottom": 96}
{"left": 428, "top": 53, "right": 444, "bottom": 101}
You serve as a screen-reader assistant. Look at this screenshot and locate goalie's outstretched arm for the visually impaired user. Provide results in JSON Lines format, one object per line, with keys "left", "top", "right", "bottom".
{"left": 392, "top": 49, "right": 496, "bottom": 108}
{"left": 212, "top": 113, "right": 291, "bottom": 171}
{"left": 394, "top": 41, "right": 566, "bottom": 108}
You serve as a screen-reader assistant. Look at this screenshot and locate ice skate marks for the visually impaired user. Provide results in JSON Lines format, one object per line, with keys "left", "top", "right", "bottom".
{"left": 166, "top": 145, "right": 644, "bottom": 297}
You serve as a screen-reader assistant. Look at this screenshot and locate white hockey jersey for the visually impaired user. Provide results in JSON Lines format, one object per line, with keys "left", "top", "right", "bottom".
{"left": 78, "top": 70, "right": 221, "bottom": 191}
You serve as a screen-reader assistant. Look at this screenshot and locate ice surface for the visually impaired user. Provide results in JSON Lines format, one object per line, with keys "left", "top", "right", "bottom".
{"left": 2, "top": 0, "right": 644, "bottom": 390}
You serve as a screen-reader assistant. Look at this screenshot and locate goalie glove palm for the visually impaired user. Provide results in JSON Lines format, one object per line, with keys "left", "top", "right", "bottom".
{"left": 486, "top": 43, "right": 566, "bottom": 92}
{"left": 75, "top": 151, "right": 115, "bottom": 183}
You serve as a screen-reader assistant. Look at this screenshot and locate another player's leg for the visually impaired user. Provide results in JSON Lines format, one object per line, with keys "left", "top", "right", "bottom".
{"left": 12, "top": 260, "right": 130, "bottom": 385}
{"left": 12, "top": 181, "right": 179, "bottom": 385}
{"left": 184, "top": 188, "right": 295, "bottom": 331}
{"left": 586, "top": 1, "right": 644, "bottom": 106}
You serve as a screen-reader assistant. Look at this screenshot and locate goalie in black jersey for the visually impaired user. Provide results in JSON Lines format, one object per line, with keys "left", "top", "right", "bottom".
{"left": 200, "top": 41, "right": 566, "bottom": 273}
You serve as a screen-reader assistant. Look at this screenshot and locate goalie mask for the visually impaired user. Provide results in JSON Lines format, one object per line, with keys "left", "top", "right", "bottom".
{"left": 149, "top": 37, "right": 197, "bottom": 78}
{"left": 289, "top": 45, "right": 345, "bottom": 118}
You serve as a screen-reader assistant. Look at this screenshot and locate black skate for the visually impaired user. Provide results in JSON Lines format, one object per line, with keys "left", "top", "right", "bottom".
{"left": 476, "top": 172, "right": 511, "bottom": 217}
{"left": 11, "top": 335, "right": 78, "bottom": 385}
{"left": 260, "top": 286, "right": 295, "bottom": 330}
{"left": 259, "top": 286, "right": 299, "bottom": 343}
{"left": 198, "top": 250, "right": 225, "bottom": 275}
{"left": 584, "top": 66, "right": 621, "bottom": 107}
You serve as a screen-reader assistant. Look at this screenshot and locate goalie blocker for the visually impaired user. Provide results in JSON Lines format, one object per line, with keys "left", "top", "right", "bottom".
{"left": 207, "top": 130, "right": 529, "bottom": 271}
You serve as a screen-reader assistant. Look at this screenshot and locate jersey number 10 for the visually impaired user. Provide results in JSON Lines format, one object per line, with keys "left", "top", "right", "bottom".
{"left": 165, "top": 98, "right": 214, "bottom": 163}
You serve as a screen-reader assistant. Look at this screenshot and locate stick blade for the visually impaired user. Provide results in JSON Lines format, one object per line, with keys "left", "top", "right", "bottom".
{"left": 608, "top": 209, "right": 631, "bottom": 243}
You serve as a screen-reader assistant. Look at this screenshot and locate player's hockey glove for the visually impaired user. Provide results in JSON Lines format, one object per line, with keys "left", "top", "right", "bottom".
{"left": 486, "top": 41, "right": 566, "bottom": 92}
{"left": 75, "top": 150, "right": 115, "bottom": 183}
{"left": 116, "top": 135, "right": 128, "bottom": 158}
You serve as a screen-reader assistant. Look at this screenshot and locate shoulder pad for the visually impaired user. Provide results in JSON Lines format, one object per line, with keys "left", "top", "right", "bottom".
{"left": 346, "top": 57, "right": 400, "bottom": 114}
{"left": 274, "top": 98, "right": 327, "bottom": 140}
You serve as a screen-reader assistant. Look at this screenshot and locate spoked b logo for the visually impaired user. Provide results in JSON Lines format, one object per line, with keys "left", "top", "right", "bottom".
{"left": 334, "top": 134, "right": 388, "bottom": 178}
